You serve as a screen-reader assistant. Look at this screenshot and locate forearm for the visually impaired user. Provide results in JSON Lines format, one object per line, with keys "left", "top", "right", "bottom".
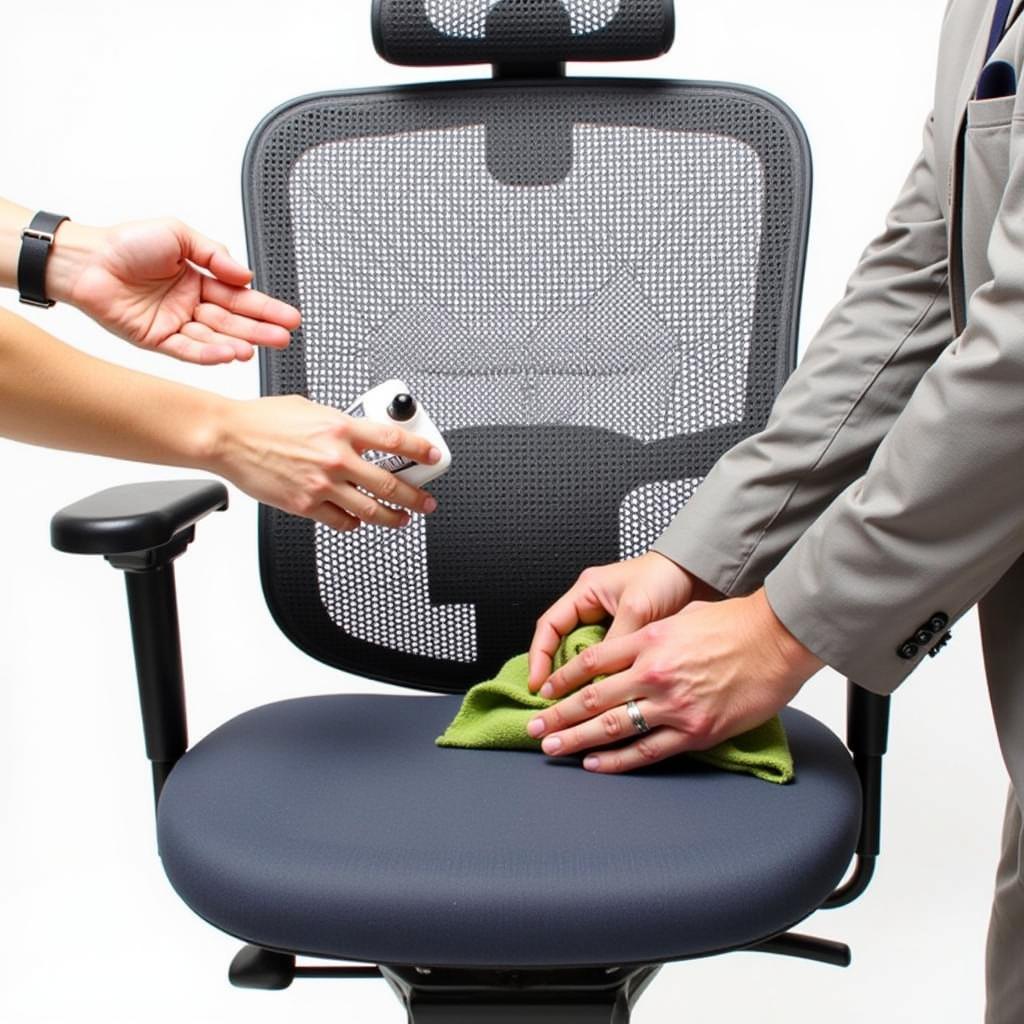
{"left": 0, "top": 307, "right": 220, "bottom": 468}
{"left": 0, "top": 198, "right": 34, "bottom": 288}
{"left": 0, "top": 306, "right": 443, "bottom": 529}
{"left": 654, "top": 265, "right": 950, "bottom": 594}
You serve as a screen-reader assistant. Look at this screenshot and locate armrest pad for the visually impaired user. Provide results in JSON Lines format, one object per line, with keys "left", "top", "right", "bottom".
{"left": 51, "top": 479, "right": 229, "bottom": 555}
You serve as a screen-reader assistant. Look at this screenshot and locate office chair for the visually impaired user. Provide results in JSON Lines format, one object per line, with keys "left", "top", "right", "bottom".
{"left": 50, "top": 1, "right": 892, "bottom": 1020}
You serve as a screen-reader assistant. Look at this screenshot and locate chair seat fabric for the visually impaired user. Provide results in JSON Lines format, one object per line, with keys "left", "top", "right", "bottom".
{"left": 156, "top": 695, "right": 860, "bottom": 968}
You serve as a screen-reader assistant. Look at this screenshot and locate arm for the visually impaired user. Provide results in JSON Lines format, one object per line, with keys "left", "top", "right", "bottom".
{"left": 0, "top": 197, "right": 299, "bottom": 364}
{"left": 543, "top": 64, "right": 1024, "bottom": 756}
{"left": 0, "top": 308, "right": 440, "bottom": 530}
{"left": 764, "top": 93, "right": 1024, "bottom": 693}
{"left": 528, "top": 111, "right": 953, "bottom": 690}
{"left": 524, "top": 110, "right": 959, "bottom": 764}
{"left": 653, "top": 110, "right": 953, "bottom": 596}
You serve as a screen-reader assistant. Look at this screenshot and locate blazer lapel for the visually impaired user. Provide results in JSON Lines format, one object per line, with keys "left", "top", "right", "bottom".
{"left": 953, "top": 5, "right": 999, "bottom": 119}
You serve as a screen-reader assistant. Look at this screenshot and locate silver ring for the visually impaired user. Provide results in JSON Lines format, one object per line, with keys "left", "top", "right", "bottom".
{"left": 625, "top": 700, "right": 650, "bottom": 735}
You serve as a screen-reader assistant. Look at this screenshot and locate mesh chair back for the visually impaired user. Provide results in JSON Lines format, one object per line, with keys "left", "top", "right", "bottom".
{"left": 242, "top": 6, "right": 810, "bottom": 693}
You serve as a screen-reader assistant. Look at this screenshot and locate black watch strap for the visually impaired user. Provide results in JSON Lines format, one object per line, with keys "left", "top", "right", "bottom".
{"left": 17, "top": 210, "right": 69, "bottom": 308}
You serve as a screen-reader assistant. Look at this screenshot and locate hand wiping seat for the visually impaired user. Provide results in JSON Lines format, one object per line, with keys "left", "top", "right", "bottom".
{"left": 436, "top": 625, "right": 794, "bottom": 784}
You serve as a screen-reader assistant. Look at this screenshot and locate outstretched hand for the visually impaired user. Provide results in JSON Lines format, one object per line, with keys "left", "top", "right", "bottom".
{"left": 50, "top": 218, "right": 301, "bottom": 364}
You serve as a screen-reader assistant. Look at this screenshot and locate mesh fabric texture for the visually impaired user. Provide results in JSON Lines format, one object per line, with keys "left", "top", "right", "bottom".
{"left": 243, "top": 78, "right": 810, "bottom": 692}
{"left": 373, "top": 0, "right": 674, "bottom": 66}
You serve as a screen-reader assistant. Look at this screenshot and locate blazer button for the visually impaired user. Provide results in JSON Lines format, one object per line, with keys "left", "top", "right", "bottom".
{"left": 928, "top": 612, "right": 949, "bottom": 632}
{"left": 914, "top": 628, "right": 933, "bottom": 645}
{"left": 897, "top": 642, "right": 919, "bottom": 660}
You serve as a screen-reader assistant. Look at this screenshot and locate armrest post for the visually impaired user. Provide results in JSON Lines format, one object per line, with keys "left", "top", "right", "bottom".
{"left": 823, "top": 682, "right": 891, "bottom": 909}
{"left": 846, "top": 683, "right": 890, "bottom": 861}
{"left": 109, "top": 532, "right": 194, "bottom": 805}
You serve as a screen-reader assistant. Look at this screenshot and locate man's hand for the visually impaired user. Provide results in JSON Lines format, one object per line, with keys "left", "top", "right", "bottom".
{"left": 527, "top": 551, "right": 719, "bottom": 692}
{"left": 525, "top": 589, "right": 825, "bottom": 773}
{"left": 47, "top": 218, "right": 300, "bottom": 364}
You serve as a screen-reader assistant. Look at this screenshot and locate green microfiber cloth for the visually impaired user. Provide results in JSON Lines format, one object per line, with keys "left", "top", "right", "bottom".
{"left": 436, "top": 625, "right": 794, "bottom": 784}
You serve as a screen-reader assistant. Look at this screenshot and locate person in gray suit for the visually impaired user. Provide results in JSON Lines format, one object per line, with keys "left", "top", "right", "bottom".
{"left": 526, "top": 1, "right": 1024, "bottom": 1018}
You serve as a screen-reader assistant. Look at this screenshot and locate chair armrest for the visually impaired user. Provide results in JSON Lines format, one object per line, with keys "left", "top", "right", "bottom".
{"left": 50, "top": 478, "right": 229, "bottom": 814}
{"left": 51, "top": 479, "right": 228, "bottom": 556}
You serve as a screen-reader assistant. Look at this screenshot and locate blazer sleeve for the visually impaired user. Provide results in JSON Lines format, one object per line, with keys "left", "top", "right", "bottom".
{"left": 652, "top": 110, "right": 953, "bottom": 600}
{"left": 763, "top": 95, "right": 1024, "bottom": 694}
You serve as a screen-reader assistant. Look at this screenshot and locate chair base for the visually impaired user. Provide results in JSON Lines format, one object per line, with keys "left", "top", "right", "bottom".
{"left": 228, "top": 928, "right": 854, "bottom": 1020}
{"left": 379, "top": 963, "right": 661, "bottom": 1024}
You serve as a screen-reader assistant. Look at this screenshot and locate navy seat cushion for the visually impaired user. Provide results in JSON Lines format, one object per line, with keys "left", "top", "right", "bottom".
{"left": 156, "top": 695, "right": 860, "bottom": 968}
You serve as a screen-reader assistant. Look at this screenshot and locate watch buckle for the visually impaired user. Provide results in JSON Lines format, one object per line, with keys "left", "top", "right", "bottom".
{"left": 21, "top": 226, "right": 56, "bottom": 244}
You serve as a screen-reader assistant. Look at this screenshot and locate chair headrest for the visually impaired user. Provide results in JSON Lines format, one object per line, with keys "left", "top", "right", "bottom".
{"left": 372, "top": 0, "right": 675, "bottom": 68}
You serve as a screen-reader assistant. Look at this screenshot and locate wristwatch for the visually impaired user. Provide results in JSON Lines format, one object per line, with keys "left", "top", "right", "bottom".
{"left": 17, "top": 210, "right": 69, "bottom": 308}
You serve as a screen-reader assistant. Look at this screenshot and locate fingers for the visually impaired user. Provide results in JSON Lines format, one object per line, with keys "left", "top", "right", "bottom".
{"left": 527, "top": 585, "right": 613, "bottom": 691}
{"left": 177, "top": 321, "right": 253, "bottom": 363}
{"left": 178, "top": 225, "right": 253, "bottom": 287}
{"left": 528, "top": 668, "right": 648, "bottom": 741}
{"left": 604, "top": 587, "right": 654, "bottom": 643}
{"left": 193, "top": 301, "right": 292, "bottom": 351}
{"left": 532, "top": 692, "right": 657, "bottom": 758}
{"left": 331, "top": 482, "right": 411, "bottom": 529}
{"left": 152, "top": 330, "right": 238, "bottom": 365}
{"left": 172, "top": 281, "right": 301, "bottom": 364}
{"left": 582, "top": 728, "right": 682, "bottom": 774}
{"left": 347, "top": 458, "right": 438, "bottom": 516}
{"left": 528, "top": 619, "right": 571, "bottom": 692}
{"left": 201, "top": 276, "right": 301, "bottom": 331}
{"left": 311, "top": 502, "right": 360, "bottom": 533}
{"left": 342, "top": 415, "right": 442, "bottom": 469}
{"left": 179, "top": 224, "right": 303, "bottom": 334}
{"left": 538, "top": 632, "right": 644, "bottom": 700}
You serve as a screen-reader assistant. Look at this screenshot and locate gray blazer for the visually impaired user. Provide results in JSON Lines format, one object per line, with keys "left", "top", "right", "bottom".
{"left": 652, "top": 0, "right": 1024, "bottom": 764}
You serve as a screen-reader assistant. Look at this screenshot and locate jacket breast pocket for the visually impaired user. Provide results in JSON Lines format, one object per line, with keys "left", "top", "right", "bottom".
{"left": 962, "top": 95, "right": 1016, "bottom": 301}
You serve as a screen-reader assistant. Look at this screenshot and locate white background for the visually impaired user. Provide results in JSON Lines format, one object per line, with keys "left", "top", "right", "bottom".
{"left": 0, "top": 2, "right": 1008, "bottom": 1021}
